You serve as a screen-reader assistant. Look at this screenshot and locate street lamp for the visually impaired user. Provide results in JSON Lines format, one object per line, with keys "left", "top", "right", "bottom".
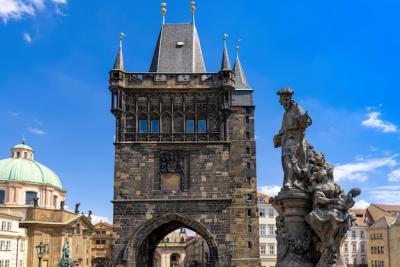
{"left": 35, "top": 241, "right": 47, "bottom": 267}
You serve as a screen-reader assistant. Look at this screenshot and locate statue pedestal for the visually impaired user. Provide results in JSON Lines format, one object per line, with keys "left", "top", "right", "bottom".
{"left": 272, "top": 190, "right": 316, "bottom": 267}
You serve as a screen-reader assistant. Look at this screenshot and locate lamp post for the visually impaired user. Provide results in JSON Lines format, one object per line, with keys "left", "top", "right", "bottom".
{"left": 228, "top": 242, "right": 236, "bottom": 267}
{"left": 35, "top": 241, "right": 47, "bottom": 267}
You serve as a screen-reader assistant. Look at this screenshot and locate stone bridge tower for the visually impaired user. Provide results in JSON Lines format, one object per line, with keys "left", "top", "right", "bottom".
{"left": 109, "top": 5, "right": 260, "bottom": 267}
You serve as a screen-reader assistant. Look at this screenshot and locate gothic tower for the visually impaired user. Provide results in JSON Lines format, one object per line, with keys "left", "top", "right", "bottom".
{"left": 110, "top": 4, "right": 259, "bottom": 267}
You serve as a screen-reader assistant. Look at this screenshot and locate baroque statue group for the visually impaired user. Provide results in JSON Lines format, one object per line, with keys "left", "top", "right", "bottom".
{"left": 272, "top": 88, "right": 361, "bottom": 267}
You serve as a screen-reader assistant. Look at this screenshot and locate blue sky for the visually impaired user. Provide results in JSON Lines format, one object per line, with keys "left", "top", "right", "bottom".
{"left": 1, "top": 0, "right": 400, "bottom": 222}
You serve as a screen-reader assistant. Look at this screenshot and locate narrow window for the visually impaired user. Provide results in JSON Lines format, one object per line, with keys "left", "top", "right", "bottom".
{"left": 139, "top": 119, "right": 148, "bottom": 133}
{"left": 246, "top": 147, "right": 251, "bottom": 154}
{"left": 0, "top": 190, "right": 5, "bottom": 204}
{"left": 247, "top": 241, "right": 252, "bottom": 249}
{"left": 246, "top": 162, "right": 251, "bottom": 170}
{"left": 246, "top": 131, "right": 250, "bottom": 140}
{"left": 247, "top": 209, "right": 252, "bottom": 217}
{"left": 25, "top": 191, "right": 37, "bottom": 206}
{"left": 247, "top": 224, "right": 252, "bottom": 233}
{"left": 24, "top": 152, "right": 27, "bottom": 159}
{"left": 151, "top": 119, "right": 160, "bottom": 133}
{"left": 17, "top": 152, "right": 21, "bottom": 158}
{"left": 186, "top": 119, "right": 195, "bottom": 133}
{"left": 197, "top": 119, "right": 207, "bottom": 133}
{"left": 53, "top": 195, "right": 58, "bottom": 209}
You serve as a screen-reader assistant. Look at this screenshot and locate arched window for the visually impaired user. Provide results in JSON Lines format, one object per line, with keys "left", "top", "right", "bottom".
{"left": 25, "top": 191, "right": 37, "bottom": 206}
{"left": 125, "top": 114, "right": 136, "bottom": 133}
{"left": 17, "top": 152, "right": 21, "bottom": 158}
{"left": 138, "top": 115, "right": 148, "bottom": 133}
{"left": 151, "top": 115, "right": 160, "bottom": 133}
{"left": 197, "top": 119, "right": 207, "bottom": 133}
{"left": 185, "top": 119, "right": 195, "bottom": 133}
{"left": 53, "top": 195, "right": 58, "bottom": 209}
{"left": 0, "top": 190, "right": 5, "bottom": 204}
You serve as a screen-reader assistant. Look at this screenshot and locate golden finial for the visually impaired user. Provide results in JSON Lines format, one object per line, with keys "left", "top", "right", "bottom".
{"left": 161, "top": 2, "right": 167, "bottom": 25}
{"left": 190, "top": 1, "right": 196, "bottom": 14}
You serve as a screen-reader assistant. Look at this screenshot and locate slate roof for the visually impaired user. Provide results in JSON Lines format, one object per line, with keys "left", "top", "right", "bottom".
{"left": 220, "top": 41, "right": 231, "bottom": 70}
{"left": 113, "top": 42, "right": 124, "bottom": 70}
{"left": 149, "top": 23, "right": 206, "bottom": 73}
{"left": 233, "top": 50, "right": 250, "bottom": 90}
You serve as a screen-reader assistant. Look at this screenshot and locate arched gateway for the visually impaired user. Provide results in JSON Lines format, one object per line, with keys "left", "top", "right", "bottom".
{"left": 123, "top": 213, "right": 218, "bottom": 266}
{"left": 109, "top": 4, "right": 260, "bottom": 267}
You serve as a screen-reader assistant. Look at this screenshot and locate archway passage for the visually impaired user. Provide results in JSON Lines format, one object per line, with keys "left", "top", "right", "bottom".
{"left": 132, "top": 213, "right": 219, "bottom": 267}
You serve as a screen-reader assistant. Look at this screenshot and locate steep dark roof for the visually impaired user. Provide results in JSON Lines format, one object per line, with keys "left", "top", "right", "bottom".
{"left": 220, "top": 40, "right": 231, "bottom": 71}
{"left": 113, "top": 41, "right": 124, "bottom": 70}
{"left": 149, "top": 23, "right": 206, "bottom": 73}
{"left": 233, "top": 49, "right": 250, "bottom": 90}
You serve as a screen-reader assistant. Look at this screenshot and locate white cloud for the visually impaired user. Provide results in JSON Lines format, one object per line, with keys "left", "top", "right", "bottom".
{"left": 362, "top": 112, "right": 397, "bottom": 133}
{"left": 0, "top": 0, "right": 68, "bottom": 23}
{"left": 258, "top": 185, "right": 281, "bottom": 197}
{"left": 388, "top": 169, "right": 400, "bottom": 182}
{"left": 367, "top": 185, "right": 400, "bottom": 204}
{"left": 91, "top": 215, "right": 111, "bottom": 224}
{"left": 354, "top": 199, "right": 370, "bottom": 209}
{"left": 23, "top": 32, "right": 32, "bottom": 43}
{"left": 0, "top": 0, "right": 35, "bottom": 23}
{"left": 28, "top": 127, "right": 46, "bottom": 135}
{"left": 334, "top": 156, "right": 398, "bottom": 182}
{"left": 51, "top": 0, "right": 67, "bottom": 4}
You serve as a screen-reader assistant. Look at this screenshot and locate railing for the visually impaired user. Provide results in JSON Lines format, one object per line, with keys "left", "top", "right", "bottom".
{"left": 124, "top": 131, "right": 221, "bottom": 142}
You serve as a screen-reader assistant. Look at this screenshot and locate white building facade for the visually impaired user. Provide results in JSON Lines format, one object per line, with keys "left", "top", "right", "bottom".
{"left": 258, "top": 193, "right": 277, "bottom": 267}
{"left": 0, "top": 212, "right": 27, "bottom": 267}
{"left": 340, "top": 209, "right": 368, "bottom": 267}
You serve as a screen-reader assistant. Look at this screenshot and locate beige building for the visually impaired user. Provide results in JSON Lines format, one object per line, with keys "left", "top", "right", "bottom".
{"left": 154, "top": 230, "right": 188, "bottom": 267}
{"left": 0, "top": 141, "right": 95, "bottom": 267}
{"left": 185, "top": 235, "right": 210, "bottom": 267}
{"left": 365, "top": 204, "right": 400, "bottom": 267}
{"left": 0, "top": 212, "right": 27, "bottom": 267}
{"left": 257, "top": 193, "right": 277, "bottom": 267}
{"left": 92, "top": 221, "right": 115, "bottom": 267}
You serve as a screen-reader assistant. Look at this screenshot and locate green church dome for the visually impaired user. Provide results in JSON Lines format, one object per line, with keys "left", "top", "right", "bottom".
{"left": 0, "top": 143, "right": 63, "bottom": 189}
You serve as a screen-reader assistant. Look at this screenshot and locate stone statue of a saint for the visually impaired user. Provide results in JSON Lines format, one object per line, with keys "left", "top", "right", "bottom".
{"left": 274, "top": 87, "right": 312, "bottom": 190}
{"left": 272, "top": 88, "right": 361, "bottom": 267}
{"left": 58, "top": 242, "right": 72, "bottom": 267}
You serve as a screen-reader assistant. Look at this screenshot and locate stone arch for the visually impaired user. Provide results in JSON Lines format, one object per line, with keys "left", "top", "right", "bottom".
{"left": 125, "top": 213, "right": 219, "bottom": 267}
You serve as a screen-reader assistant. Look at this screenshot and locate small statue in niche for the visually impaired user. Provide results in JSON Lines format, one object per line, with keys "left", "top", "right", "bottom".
{"left": 160, "top": 152, "right": 183, "bottom": 174}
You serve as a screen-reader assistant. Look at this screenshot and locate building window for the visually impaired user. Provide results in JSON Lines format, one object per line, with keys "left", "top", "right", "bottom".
{"left": 352, "top": 242, "right": 356, "bottom": 253}
{"left": 268, "top": 208, "right": 274, "bottom": 218}
{"left": 344, "top": 242, "right": 348, "bottom": 252}
{"left": 246, "top": 131, "right": 250, "bottom": 140}
{"left": 247, "top": 209, "right": 252, "bottom": 217}
{"left": 259, "top": 224, "right": 266, "bottom": 235}
{"left": 246, "top": 162, "right": 251, "bottom": 170}
{"left": 360, "top": 230, "right": 364, "bottom": 239}
{"left": 351, "top": 230, "right": 356, "bottom": 238}
{"left": 25, "top": 191, "right": 37, "bottom": 206}
{"left": 197, "top": 119, "right": 207, "bottom": 133}
{"left": 260, "top": 244, "right": 266, "bottom": 255}
{"left": 246, "top": 147, "right": 251, "bottom": 154}
{"left": 186, "top": 119, "right": 195, "bottom": 133}
{"left": 17, "top": 152, "right": 21, "bottom": 158}
{"left": 24, "top": 152, "right": 27, "bottom": 159}
{"left": 247, "top": 241, "right": 252, "bottom": 249}
{"left": 151, "top": 119, "right": 160, "bottom": 133}
{"left": 361, "top": 242, "right": 365, "bottom": 253}
{"left": 6, "top": 222, "right": 11, "bottom": 231}
{"left": 53, "top": 195, "right": 58, "bottom": 209}
{"left": 268, "top": 244, "right": 275, "bottom": 255}
{"left": 0, "top": 190, "right": 5, "bottom": 204}
{"left": 268, "top": 224, "right": 275, "bottom": 236}
{"left": 259, "top": 208, "right": 265, "bottom": 217}
{"left": 247, "top": 224, "right": 252, "bottom": 233}
{"left": 139, "top": 119, "right": 148, "bottom": 133}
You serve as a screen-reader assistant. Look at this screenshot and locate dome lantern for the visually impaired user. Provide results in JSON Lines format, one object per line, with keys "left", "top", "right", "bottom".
{"left": 11, "top": 139, "right": 34, "bottom": 160}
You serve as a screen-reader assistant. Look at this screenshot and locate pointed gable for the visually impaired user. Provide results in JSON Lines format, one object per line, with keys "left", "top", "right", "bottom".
{"left": 149, "top": 23, "right": 206, "bottom": 73}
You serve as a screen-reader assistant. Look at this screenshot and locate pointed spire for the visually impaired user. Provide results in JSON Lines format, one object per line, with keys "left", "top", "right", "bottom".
{"left": 161, "top": 2, "right": 167, "bottom": 25}
{"left": 190, "top": 1, "right": 196, "bottom": 24}
{"left": 233, "top": 39, "right": 250, "bottom": 89}
{"left": 113, "top": 32, "right": 125, "bottom": 71}
{"left": 221, "top": 34, "right": 231, "bottom": 71}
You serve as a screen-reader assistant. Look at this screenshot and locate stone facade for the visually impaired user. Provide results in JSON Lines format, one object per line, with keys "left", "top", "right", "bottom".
{"left": 110, "top": 15, "right": 259, "bottom": 267}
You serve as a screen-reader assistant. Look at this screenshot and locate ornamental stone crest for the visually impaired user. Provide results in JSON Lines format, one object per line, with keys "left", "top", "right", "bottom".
{"left": 159, "top": 151, "right": 183, "bottom": 174}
